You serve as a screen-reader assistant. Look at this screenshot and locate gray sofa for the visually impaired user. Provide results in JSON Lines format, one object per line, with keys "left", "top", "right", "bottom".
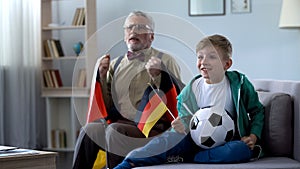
{"left": 135, "top": 79, "right": 300, "bottom": 169}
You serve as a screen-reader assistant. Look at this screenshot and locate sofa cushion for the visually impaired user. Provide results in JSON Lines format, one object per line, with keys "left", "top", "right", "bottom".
{"left": 257, "top": 92, "right": 293, "bottom": 157}
{"left": 134, "top": 157, "right": 300, "bottom": 169}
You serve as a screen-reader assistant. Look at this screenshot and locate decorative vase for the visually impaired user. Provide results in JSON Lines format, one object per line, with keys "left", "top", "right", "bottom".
{"left": 73, "top": 42, "right": 83, "bottom": 56}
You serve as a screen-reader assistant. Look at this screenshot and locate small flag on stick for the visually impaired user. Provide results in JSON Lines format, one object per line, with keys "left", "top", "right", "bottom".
{"left": 136, "top": 71, "right": 180, "bottom": 137}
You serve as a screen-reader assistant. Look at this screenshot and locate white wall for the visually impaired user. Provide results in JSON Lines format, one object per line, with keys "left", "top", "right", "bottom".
{"left": 95, "top": 0, "right": 300, "bottom": 81}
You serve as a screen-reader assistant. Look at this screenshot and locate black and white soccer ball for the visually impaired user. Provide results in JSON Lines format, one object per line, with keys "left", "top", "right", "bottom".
{"left": 189, "top": 107, "right": 235, "bottom": 149}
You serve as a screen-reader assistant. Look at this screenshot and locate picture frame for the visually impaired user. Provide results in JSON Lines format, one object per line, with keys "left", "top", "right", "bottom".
{"left": 189, "top": 0, "right": 225, "bottom": 16}
{"left": 231, "top": 0, "right": 251, "bottom": 13}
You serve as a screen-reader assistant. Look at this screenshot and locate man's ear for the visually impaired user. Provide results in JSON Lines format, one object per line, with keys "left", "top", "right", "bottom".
{"left": 224, "top": 58, "right": 232, "bottom": 70}
{"left": 150, "top": 33, "right": 154, "bottom": 41}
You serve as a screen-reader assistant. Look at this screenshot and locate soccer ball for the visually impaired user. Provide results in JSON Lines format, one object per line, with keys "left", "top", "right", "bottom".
{"left": 189, "top": 107, "right": 235, "bottom": 149}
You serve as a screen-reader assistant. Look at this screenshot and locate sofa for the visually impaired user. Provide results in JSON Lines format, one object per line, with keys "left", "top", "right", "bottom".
{"left": 134, "top": 79, "right": 300, "bottom": 169}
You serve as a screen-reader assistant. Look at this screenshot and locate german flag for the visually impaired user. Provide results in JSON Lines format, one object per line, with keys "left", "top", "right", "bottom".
{"left": 86, "top": 57, "right": 109, "bottom": 123}
{"left": 85, "top": 57, "right": 109, "bottom": 169}
{"left": 135, "top": 71, "right": 181, "bottom": 137}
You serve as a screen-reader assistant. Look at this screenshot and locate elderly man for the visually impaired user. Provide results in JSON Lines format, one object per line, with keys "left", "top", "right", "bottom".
{"left": 73, "top": 10, "right": 182, "bottom": 169}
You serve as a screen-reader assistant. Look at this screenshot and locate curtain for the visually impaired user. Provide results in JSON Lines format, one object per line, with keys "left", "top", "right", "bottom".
{"left": 0, "top": 0, "right": 46, "bottom": 149}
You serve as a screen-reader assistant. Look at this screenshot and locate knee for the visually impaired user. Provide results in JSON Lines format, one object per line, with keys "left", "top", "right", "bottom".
{"left": 106, "top": 123, "right": 121, "bottom": 130}
{"left": 223, "top": 141, "right": 252, "bottom": 161}
{"left": 83, "top": 122, "right": 105, "bottom": 140}
{"left": 225, "top": 140, "right": 249, "bottom": 152}
{"left": 106, "top": 123, "right": 133, "bottom": 136}
{"left": 194, "top": 141, "right": 251, "bottom": 163}
{"left": 84, "top": 122, "right": 104, "bottom": 131}
{"left": 106, "top": 123, "right": 126, "bottom": 135}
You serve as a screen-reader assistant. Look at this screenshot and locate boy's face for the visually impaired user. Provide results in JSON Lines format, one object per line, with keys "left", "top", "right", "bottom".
{"left": 196, "top": 46, "right": 232, "bottom": 84}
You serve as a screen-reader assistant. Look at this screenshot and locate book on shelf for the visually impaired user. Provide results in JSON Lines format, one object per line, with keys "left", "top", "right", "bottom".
{"left": 50, "top": 40, "right": 59, "bottom": 57}
{"left": 43, "top": 39, "right": 64, "bottom": 58}
{"left": 43, "top": 40, "right": 54, "bottom": 58}
{"left": 43, "top": 70, "right": 53, "bottom": 88}
{"left": 77, "top": 68, "right": 86, "bottom": 87}
{"left": 43, "top": 40, "right": 51, "bottom": 58}
{"left": 54, "top": 39, "right": 65, "bottom": 56}
{"left": 72, "top": 8, "right": 80, "bottom": 25}
{"left": 78, "top": 8, "right": 86, "bottom": 25}
{"left": 51, "top": 129, "right": 67, "bottom": 148}
{"left": 72, "top": 7, "right": 85, "bottom": 26}
{"left": 43, "top": 69, "right": 63, "bottom": 88}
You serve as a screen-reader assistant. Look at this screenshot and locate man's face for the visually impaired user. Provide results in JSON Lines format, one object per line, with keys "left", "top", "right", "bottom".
{"left": 123, "top": 15, "right": 154, "bottom": 52}
{"left": 196, "top": 46, "right": 232, "bottom": 84}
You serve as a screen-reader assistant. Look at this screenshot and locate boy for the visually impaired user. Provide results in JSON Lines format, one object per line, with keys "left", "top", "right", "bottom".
{"left": 114, "top": 34, "right": 264, "bottom": 168}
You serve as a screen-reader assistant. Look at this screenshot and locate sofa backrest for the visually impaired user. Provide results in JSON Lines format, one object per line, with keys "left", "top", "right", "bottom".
{"left": 252, "top": 79, "right": 300, "bottom": 162}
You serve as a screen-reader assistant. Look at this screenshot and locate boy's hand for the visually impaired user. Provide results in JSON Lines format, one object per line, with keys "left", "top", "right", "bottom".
{"left": 171, "top": 117, "right": 186, "bottom": 134}
{"left": 241, "top": 134, "right": 257, "bottom": 150}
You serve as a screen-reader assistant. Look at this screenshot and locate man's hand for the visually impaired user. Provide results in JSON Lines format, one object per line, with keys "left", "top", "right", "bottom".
{"left": 145, "top": 56, "right": 161, "bottom": 78}
{"left": 171, "top": 117, "right": 186, "bottom": 134}
{"left": 98, "top": 54, "right": 110, "bottom": 79}
{"left": 241, "top": 134, "right": 257, "bottom": 150}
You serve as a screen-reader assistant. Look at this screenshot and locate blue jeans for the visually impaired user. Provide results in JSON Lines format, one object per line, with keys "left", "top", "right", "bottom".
{"left": 121, "top": 131, "right": 252, "bottom": 167}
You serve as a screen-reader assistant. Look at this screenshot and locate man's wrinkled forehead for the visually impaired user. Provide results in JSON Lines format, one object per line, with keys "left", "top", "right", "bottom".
{"left": 124, "top": 15, "right": 150, "bottom": 27}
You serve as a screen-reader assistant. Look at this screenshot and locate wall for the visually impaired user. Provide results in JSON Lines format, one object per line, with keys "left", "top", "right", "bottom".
{"left": 95, "top": 0, "right": 300, "bottom": 81}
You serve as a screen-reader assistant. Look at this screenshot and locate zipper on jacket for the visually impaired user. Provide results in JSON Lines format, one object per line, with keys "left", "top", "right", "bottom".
{"left": 236, "top": 75, "right": 244, "bottom": 138}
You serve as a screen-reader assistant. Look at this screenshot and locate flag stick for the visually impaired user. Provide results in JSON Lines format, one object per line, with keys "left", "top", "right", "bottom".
{"left": 182, "top": 103, "right": 194, "bottom": 116}
{"left": 148, "top": 83, "right": 194, "bottom": 135}
{"left": 147, "top": 83, "right": 176, "bottom": 120}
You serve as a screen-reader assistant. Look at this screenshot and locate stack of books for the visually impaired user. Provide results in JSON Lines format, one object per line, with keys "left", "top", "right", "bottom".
{"left": 43, "top": 69, "right": 63, "bottom": 88}
{"left": 43, "top": 39, "right": 64, "bottom": 58}
{"left": 51, "top": 129, "right": 67, "bottom": 148}
{"left": 72, "top": 8, "right": 85, "bottom": 26}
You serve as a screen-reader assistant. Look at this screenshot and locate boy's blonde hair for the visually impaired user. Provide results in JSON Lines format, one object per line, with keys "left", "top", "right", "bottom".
{"left": 196, "top": 34, "right": 232, "bottom": 60}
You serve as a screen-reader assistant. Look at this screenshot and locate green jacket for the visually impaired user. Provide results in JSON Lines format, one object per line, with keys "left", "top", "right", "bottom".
{"left": 176, "top": 71, "right": 265, "bottom": 141}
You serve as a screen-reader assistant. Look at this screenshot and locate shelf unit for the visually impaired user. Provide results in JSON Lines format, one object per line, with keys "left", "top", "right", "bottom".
{"left": 41, "top": 0, "right": 96, "bottom": 151}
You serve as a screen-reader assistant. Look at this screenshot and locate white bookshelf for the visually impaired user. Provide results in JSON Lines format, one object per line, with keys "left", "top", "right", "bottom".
{"left": 41, "top": 0, "right": 96, "bottom": 151}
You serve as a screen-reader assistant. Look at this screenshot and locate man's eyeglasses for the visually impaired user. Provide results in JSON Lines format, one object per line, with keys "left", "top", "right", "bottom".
{"left": 123, "top": 24, "right": 153, "bottom": 33}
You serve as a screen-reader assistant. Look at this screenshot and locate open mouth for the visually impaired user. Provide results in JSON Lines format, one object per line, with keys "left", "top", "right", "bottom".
{"left": 129, "top": 36, "right": 140, "bottom": 43}
{"left": 200, "top": 67, "right": 210, "bottom": 75}
{"left": 201, "top": 67, "right": 208, "bottom": 71}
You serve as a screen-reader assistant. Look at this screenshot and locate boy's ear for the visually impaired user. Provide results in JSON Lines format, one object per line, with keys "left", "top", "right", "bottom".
{"left": 224, "top": 58, "right": 232, "bottom": 70}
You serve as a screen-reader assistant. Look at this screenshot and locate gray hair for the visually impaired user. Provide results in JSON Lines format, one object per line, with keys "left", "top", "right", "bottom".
{"left": 124, "top": 11, "right": 155, "bottom": 32}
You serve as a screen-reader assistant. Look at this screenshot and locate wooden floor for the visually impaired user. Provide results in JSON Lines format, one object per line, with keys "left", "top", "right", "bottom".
{"left": 56, "top": 152, "right": 73, "bottom": 169}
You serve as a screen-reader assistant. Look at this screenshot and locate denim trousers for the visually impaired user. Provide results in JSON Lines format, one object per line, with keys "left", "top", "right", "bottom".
{"left": 124, "top": 131, "right": 252, "bottom": 167}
